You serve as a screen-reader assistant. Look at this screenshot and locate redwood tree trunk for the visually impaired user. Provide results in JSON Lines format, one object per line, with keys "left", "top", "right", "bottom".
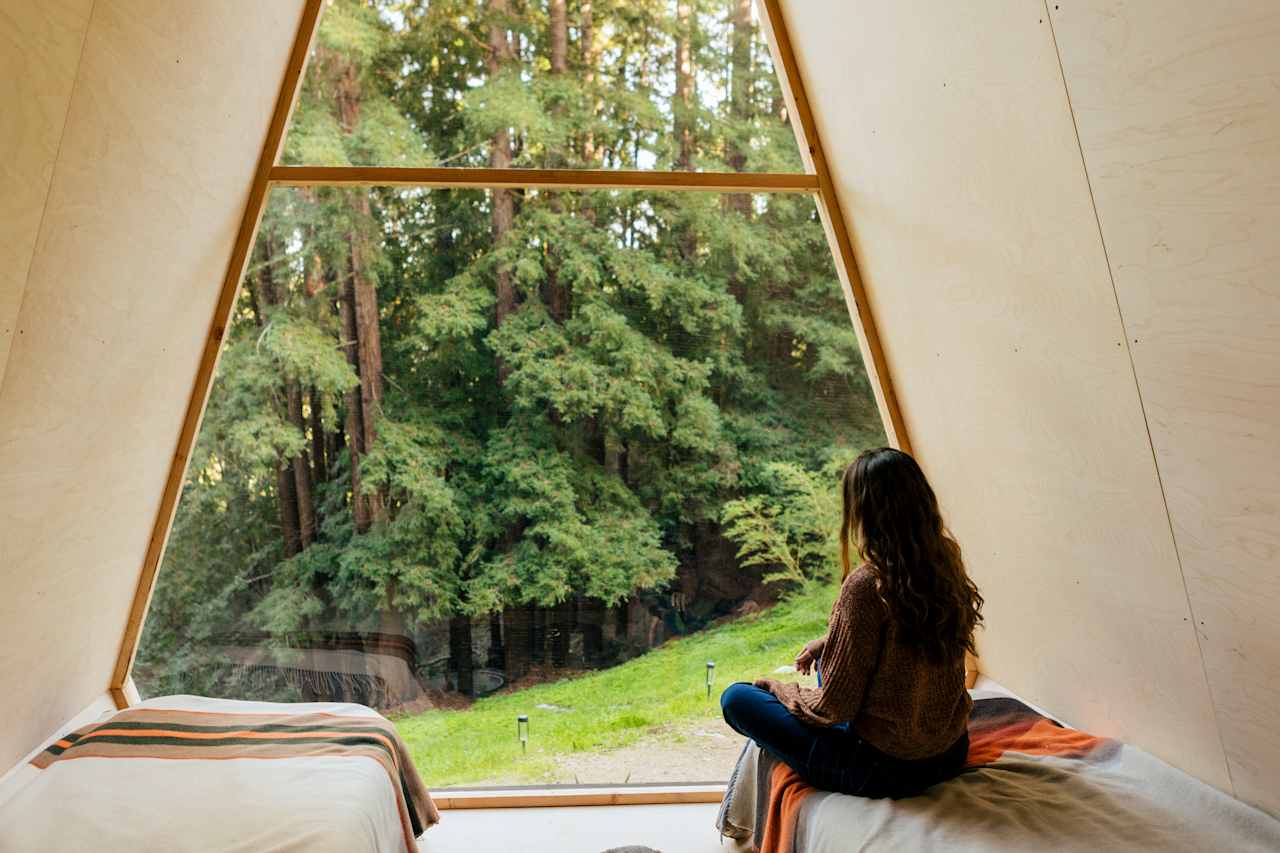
{"left": 674, "top": 0, "right": 698, "bottom": 260}
{"left": 503, "top": 606, "right": 532, "bottom": 682}
{"left": 309, "top": 387, "right": 328, "bottom": 486}
{"left": 249, "top": 237, "right": 307, "bottom": 558}
{"left": 276, "top": 463, "right": 302, "bottom": 558}
{"left": 349, "top": 201, "right": 384, "bottom": 448}
{"left": 550, "top": 600, "right": 575, "bottom": 667}
{"left": 348, "top": 217, "right": 387, "bottom": 525}
{"left": 674, "top": 0, "right": 695, "bottom": 173}
{"left": 580, "top": 1, "right": 599, "bottom": 165}
{"left": 579, "top": 597, "right": 604, "bottom": 666}
{"left": 486, "top": 612, "right": 505, "bottom": 669}
{"left": 544, "top": 0, "right": 569, "bottom": 320}
{"left": 530, "top": 606, "right": 547, "bottom": 665}
{"left": 726, "top": 0, "right": 753, "bottom": 217}
{"left": 488, "top": 0, "right": 526, "bottom": 678}
{"left": 286, "top": 380, "right": 316, "bottom": 547}
{"left": 488, "top": 0, "right": 516, "bottom": 379}
{"left": 449, "top": 615, "right": 475, "bottom": 697}
{"left": 724, "top": 0, "right": 753, "bottom": 309}
{"left": 339, "top": 276, "right": 371, "bottom": 532}
{"left": 549, "top": 0, "right": 567, "bottom": 75}
{"left": 332, "top": 46, "right": 388, "bottom": 529}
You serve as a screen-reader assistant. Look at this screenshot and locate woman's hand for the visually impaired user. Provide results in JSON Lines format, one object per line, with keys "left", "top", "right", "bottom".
{"left": 794, "top": 636, "right": 827, "bottom": 675}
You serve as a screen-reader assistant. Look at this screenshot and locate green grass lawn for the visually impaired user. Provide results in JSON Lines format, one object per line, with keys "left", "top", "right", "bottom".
{"left": 393, "top": 582, "right": 836, "bottom": 787}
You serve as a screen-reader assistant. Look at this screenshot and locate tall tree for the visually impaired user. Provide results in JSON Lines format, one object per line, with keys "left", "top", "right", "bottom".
{"left": 725, "top": 0, "right": 753, "bottom": 216}
{"left": 138, "top": 0, "right": 884, "bottom": 708}
{"left": 252, "top": 251, "right": 303, "bottom": 560}
{"left": 674, "top": 0, "right": 697, "bottom": 172}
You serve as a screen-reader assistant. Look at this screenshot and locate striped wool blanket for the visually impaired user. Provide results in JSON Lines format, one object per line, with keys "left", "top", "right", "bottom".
{"left": 718, "top": 691, "right": 1280, "bottom": 853}
{"left": 27, "top": 702, "right": 439, "bottom": 852}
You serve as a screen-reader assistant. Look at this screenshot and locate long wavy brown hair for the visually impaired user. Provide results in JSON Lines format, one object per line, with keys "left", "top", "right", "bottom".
{"left": 839, "top": 447, "right": 983, "bottom": 662}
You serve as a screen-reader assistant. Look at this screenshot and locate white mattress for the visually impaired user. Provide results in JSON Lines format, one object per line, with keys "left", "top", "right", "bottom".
{"left": 0, "top": 695, "right": 415, "bottom": 853}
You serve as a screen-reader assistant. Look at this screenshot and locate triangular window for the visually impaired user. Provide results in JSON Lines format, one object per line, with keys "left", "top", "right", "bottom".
{"left": 136, "top": 0, "right": 884, "bottom": 790}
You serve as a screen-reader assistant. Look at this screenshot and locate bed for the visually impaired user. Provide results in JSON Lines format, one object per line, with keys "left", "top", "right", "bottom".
{"left": 717, "top": 688, "right": 1280, "bottom": 853}
{"left": 0, "top": 695, "right": 439, "bottom": 853}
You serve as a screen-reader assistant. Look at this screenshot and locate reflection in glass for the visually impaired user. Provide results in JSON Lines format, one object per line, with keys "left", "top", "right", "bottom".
{"left": 136, "top": 181, "right": 879, "bottom": 785}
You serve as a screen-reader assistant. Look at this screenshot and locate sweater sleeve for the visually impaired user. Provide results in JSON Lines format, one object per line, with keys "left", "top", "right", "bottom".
{"left": 771, "top": 568, "right": 885, "bottom": 727}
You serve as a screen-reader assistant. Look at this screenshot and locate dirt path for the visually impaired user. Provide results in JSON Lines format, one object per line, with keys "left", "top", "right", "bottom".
{"left": 551, "top": 717, "right": 745, "bottom": 785}
{"left": 472, "top": 717, "right": 746, "bottom": 786}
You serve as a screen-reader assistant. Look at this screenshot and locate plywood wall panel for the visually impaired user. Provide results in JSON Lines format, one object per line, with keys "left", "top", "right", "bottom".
{"left": 0, "top": 0, "right": 305, "bottom": 773}
{"left": 777, "top": 0, "right": 1231, "bottom": 790}
{"left": 1050, "top": 0, "right": 1280, "bottom": 813}
{"left": 0, "top": 0, "right": 93, "bottom": 388}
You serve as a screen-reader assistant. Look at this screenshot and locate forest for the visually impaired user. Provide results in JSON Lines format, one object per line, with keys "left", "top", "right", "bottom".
{"left": 135, "top": 0, "right": 882, "bottom": 707}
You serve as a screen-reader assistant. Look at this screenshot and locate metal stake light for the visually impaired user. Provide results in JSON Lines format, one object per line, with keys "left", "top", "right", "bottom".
{"left": 706, "top": 661, "right": 716, "bottom": 699}
{"left": 517, "top": 714, "right": 529, "bottom": 754}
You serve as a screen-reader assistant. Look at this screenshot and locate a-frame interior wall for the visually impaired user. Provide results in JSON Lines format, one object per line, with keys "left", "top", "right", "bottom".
{"left": 0, "top": 1, "right": 92, "bottom": 393}
{"left": 5, "top": 0, "right": 1280, "bottom": 821}
{"left": 0, "top": 0, "right": 308, "bottom": 773}
{"left": 779, "top": 0, "right": 1280, "bottom": 814}
{"left": 1050, "top": 0, "right": 1280, "bottom": 812}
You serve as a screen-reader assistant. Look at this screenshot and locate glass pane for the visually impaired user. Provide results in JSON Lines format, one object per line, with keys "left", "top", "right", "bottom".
{"left": 136, "top": 184, "right": 883, "bottom": 787}
{"left": 282, "top": 0, "right": 806, "bottom": 172}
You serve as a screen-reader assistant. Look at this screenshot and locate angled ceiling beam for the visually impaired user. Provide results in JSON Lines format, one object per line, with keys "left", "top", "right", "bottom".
{"left": 758, "top": 0, "right": 912, "bottom": 453}
{"left": 759, "top": 0, "right": 963, "bottom": 683}
{"left": 269, "top": 165, "right": 818, "bottom": 193}
{"left": 109, "top": 0, "right": 326, "bottom": 706}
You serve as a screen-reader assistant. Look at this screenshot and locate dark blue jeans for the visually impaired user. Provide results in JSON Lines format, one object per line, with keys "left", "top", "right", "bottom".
{"left": 720, "top": 680, "right": 969, "bottom": 799}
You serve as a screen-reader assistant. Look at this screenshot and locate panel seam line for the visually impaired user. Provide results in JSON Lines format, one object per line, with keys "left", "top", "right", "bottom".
{"left": 1041, "top": 1, "right": 1235, "bottom": 795}
{"left": 0, "top": 0, "right": 98, "bottom": 401}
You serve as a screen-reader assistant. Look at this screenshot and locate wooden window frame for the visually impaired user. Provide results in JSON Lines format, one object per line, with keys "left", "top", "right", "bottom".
{"left": 108, "top": 0, "right": 920, "bottom": 809}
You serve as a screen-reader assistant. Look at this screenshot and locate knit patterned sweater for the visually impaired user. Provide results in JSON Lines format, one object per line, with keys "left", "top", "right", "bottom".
{"left": 769, "top": 565, "right": 971, "bottom": 760}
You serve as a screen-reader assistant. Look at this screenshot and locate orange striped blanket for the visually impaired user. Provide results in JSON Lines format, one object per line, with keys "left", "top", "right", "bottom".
{"left": 745, "top": 696, "right": 1118, "bottom": 853}
{"left": 30, "top": 706, "right": 440, "bottom": 851}
{"left": 723, "top": 694, "right": 1280, "bottom": 853}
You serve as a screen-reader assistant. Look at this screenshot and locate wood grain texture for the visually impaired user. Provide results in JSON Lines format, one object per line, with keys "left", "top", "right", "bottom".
{"left": 757, "top": 0, "right": 911, "bottom": 452}
{"left": 269, "top": 165, "right": 817, "bottom": 193}
{"left": 0, "top": 0, "right": 307, "bottom": 774}
{"left": 0, "top": 0, "right": 93, "bottom": 390}
{"left": 109, "top": 0, "right": 324, "bottom": 695}
{"left": 1050, "top": 0, "right": 1280, "bottom": 814}
{"left": 778, "top": 0, "right": 1231, "bottom": 791}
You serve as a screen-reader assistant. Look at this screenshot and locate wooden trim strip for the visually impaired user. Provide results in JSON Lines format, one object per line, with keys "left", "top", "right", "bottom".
{"left": 108, "top": 0, "right": 326, "bottom": 698}
{"left": 432, "top": 785, "right": 725, "bottom": 810}
{"left": 268, "top": 165, "right": 819, "bottom": 193}
{"left": 758, "top": 0, "right": 912, "bottom": 453}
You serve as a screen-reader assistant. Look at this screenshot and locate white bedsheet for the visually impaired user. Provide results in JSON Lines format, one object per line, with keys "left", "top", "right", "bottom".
{"left": 0, "top": 696, "right": 415, "bottom": 853}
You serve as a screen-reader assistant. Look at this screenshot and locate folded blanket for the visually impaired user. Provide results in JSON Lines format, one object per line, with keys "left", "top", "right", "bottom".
{"left": 759, "top": 762, "right": 814, "bottom": 853}
{"left": 717, "top": 738, "right": 797, "bottom": 850}
{"left": 964, "top": 695, "right": 1117, "bottom": 767}
{"left": 30, "top": 705, "right": 440, "bottom": 851}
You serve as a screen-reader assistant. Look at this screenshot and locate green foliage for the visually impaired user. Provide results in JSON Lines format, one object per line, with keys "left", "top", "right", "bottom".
{"left": 395, "top": 581, "right": 837, "bottom": 786}
{"left": 721, "top": 460, "right": 850, "bottom": 588}
{"left": 136, "top": 0, "right": 885, "bottom": 703}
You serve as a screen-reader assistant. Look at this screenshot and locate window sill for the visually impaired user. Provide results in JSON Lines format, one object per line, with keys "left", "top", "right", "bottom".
{"left": 432, "top": 783, "right": 726, "bottom": 810}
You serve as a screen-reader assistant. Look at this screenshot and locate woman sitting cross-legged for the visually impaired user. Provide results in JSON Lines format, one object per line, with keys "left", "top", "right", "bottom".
{"left": 721, "top": 447, "right": 983, "bottom": 800}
